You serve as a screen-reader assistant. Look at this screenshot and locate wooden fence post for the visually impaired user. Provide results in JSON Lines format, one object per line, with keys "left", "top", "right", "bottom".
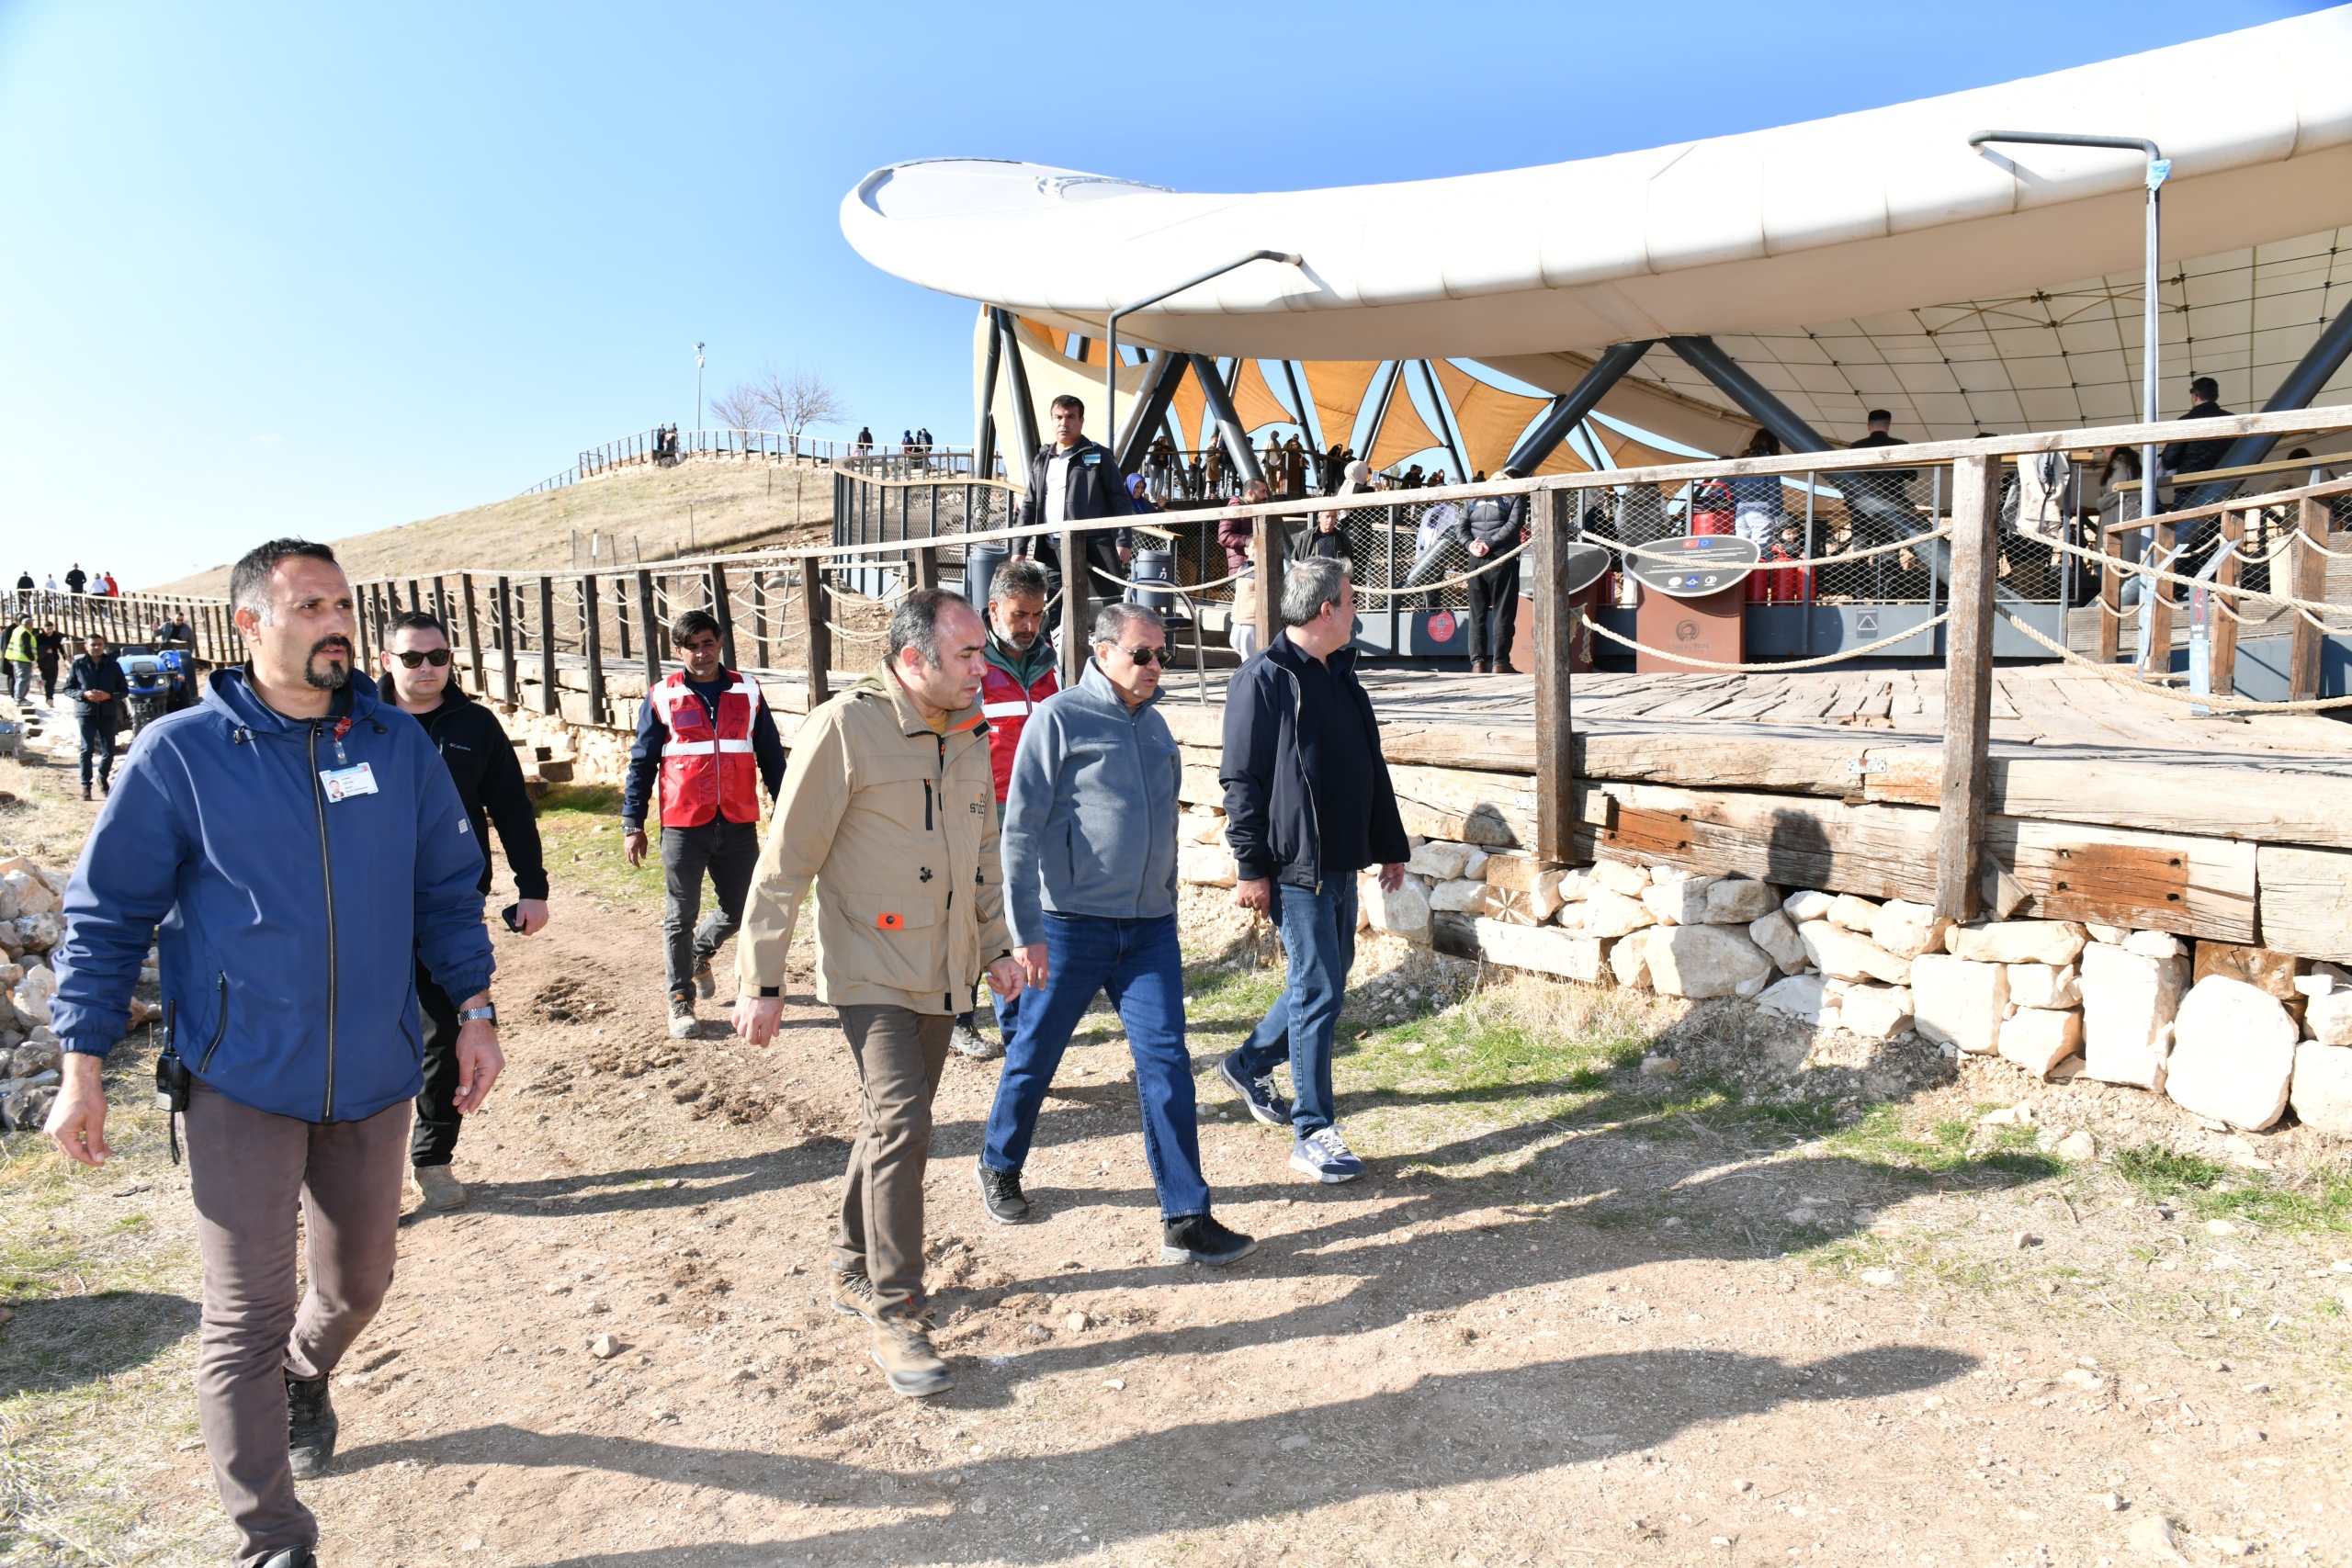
{"left": 2290, "top": 496, "right": 2328, "bottom": 702}
{"left": 2209, "top": 509, "right": 2245, "bottom": 698}
{"left": 1533, "top": 487, "right": 1577, "bottom": 864}
{"left": 615, "top": 574, "right": 632, "bottom": 661}
{"left": 537, "top": 576, "right": 559, "bottom": 716}
{"left": 1250, "top": 511, "right": 1284, "bottom": 656}
{"left": 582, "top": 573, "right": 605, "bottom": 725}
{"left": 636, "top": 570, "right": 662, "bottom": 692}
{"left": 798, "top": 553, "right": 831, "bottom": 708}
{"left": 433, "top": 575, "right": 448, "bottom": 627}
{"left": 2097, "top": 524, "right": 2123, "bottom": 663}
{"left": 495, "top": 576, "right": 517, "bottom": 707}
{"left": 1060, "top": 525, "right": 1086, "bottom": 691}
{"left": 708, "top": 562, "right": 739, "bottom": 671}
{"left": 752, "top": 570, "right": 770, "bottom": 668}
{"left": 461, "top": 574, "right": 484, "bottom": 696}
{"left": 1937, "top": 453, "right": 2003, "bottom": 922}
{"left": 910, "top": 545, "right": 940, "bottom": 592}
{"left": 2141, "top": 518, "right": 2178, "bottom": 680}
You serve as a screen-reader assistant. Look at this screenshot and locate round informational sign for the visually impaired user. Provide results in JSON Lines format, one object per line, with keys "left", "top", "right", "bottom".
{"left": 1425, "top": 610, "right": 1457, "bottom": 642}
{"left": 1560, "top": 540, "right": 1613, "bottom": 596}
{"left": 1624, "top": 535, "right": 1761, "bottom": 599}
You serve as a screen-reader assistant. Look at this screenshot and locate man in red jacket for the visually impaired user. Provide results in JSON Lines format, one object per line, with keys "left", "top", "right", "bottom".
{"left": 954, "top": 558, "right": 1056, "bottom": 1059}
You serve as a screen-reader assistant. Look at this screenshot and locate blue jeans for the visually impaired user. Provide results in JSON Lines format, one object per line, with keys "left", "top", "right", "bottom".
{"left": 1235, "top": 877, "right": 1359, "bottom": 1135}
{"left": 981, "top": 912, "right": 1208, "bottom": 1221}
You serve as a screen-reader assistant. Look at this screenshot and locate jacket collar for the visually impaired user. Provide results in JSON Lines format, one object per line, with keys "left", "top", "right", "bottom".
{"left": 1076, "top": 655, "right": 1162, "bottom": 716}
{"left": 203, "top": 665, "right": 372, "bottom": 736}
{"left": 863, "top": 662, "right": 985, "bottom": 738}
{"left": 1262, "top": 631, "right": 1357, "bottom": 682}
{"left": 985, "top": 629, "right": 1055, "bottom": 684}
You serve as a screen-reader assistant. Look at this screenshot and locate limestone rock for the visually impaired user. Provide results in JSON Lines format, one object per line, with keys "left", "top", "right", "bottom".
{"left": 1553, "top": 865, "right": 1597, "bottom": 902}
{"left": 1487, "top": 866, "right": 1569, "bottom": 924}
{"left": 0, "top": 880, "right": 14, "bottom": 923}
{"left": 1704, "top": 878, "right": 1779, "bottom": 925}
{"left": 1781, "top": 889, "right": 1836, "bottom": 923}
{"left": 10, "top": 913, "right": 62, "bottom": 953}
{"left": 1747, "top": 910, "right": 1806, "bottom": 975}
{"left": 1178, "top": 845, "right": 1237, "bottom": 887}
{"left": 9, "top": 966, "right": 56, "bottom": 1028}
{"left": 2080, "top": 942, "right": 2188, "bottom": 1090}
{"left": 1998, "top": 1008, "right": 2084, "bottom": 1078}
{"left": 1429, "top": 878, "right": 1491, "bottom": 915}
{"left": 1825, "top": 894, "right": 1881, "bottom": 931}
{"left": 1756, "top": 975, "right": 1827, "bottom": 1023}
{"left": 1643, "top": 925, "right": 1775, "bottom": 999}
{"left": 1472, "top": 919, "right": 1614, "bottom": 985}
{"left": 2192, "top": 942, "right": 2303, "bottom": 1001}
{"left": 2165, "top": 976, "right": 2297, "bottom": 1131}
{"left": 1950, "top": 920, "right": 2088, "bottom": 966}
{"left": 1589, "top": 860, "right": 1650, "bottom": 897}
{"left": 2007, "top": 963, "right": 2081, "bottom": 1010}
{"left": 2290, "top": 1043, "right": 2352, "bottom": 1135}
{"left": 1910, "top": 955, "right": 2009, "bottom": 1055}
{"left": 2307, "top": 989, "right": 2352, "bottom": 1046}
{"left": 1406, "top": 840, "right": 1478, "bottom": 881}
{"left": 1363, "top": 874, "right": 1432, "bottom": 942}
{"left": 1461, "top": 849, "right": 1489, "bottom": 882}
{"left": 1797, "top": 921, "right": 1911, "bottom": 986}
{"left": 1641, "top": 874, "right": 1718, "bottom": 927}
{"left": 1868, "top": 899, "right": 1953, "bottom": 961}
{"left": 1840, "top": 984, "right": 1914, "bottom": 1042}
{"left": 2123, "top": 930, "right": 2186, "bottom": 960}
{"left": 1580, "top": 888, "right": 1657, "bottom": 941}
{"left": 0, "top": 872, "right": 56, "bottom": 919}
{"left": 1609, "top": 929, "right": 1655, "bottom": 989}
{"left": 2054, "top": 1128, "right": 2097, "bottom": 1161}
{"left": 2085, "top": 922, "right": 2129, "bottom": 946}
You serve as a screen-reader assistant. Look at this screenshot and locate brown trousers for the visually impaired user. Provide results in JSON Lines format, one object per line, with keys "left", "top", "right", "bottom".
{"left": 831, "top": 1004, "right": 952, "bottom": 1314}
{"left": 185, "top": 1081, "right": 411, "bottom": 1564}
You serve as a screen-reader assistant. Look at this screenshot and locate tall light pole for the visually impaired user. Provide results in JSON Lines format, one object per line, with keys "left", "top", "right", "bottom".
{"left": 1968, "top": 130, "right": 2169, "bottom": 509}
{"left": 1104, "top": 252, "right": 1303, "bottom": 468}
{"left": 694, "top": 342, "right": 707, "bottom": 441}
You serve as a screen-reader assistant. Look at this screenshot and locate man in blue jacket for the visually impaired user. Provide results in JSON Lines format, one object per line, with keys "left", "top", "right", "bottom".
{"left": 1216, "top": 558, "right": 1410, "bottom": 1183}
{"left": 976, "top": 603, "right": 1255, "bottom": 1266}
{"left": 44, "top": 538, "right": 500, "bottom": 1568}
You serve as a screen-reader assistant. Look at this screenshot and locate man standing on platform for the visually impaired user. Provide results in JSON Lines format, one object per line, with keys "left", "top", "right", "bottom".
{"left": 952, "top": 558, "right": 1056, "bottom": 1061}
{"left": 1452, "top": 484, "right": 1527, "bottom": 674}
{"left": 1012, "top": 395, "right": 1133, "bottom": 626}
{"left": 730, "top": 588, "right": 1023, "bottom": 1399}
{"left": 1216, "top": 558, "right": 1410, "bottom": 1184}
{"left": 622, "top": 610, "right": 787, "bottom": 1038}
{"left": 378, "top": 610, "right": 549, "bottom": 1209}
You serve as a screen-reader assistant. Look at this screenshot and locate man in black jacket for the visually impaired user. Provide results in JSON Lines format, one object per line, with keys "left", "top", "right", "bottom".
{"left": 1451, "top": 486, "right": 1528, "bottom": 673}
{"left": 34, "top": 624, "right": 64, "bottom": 702}
{"left": 60, "top": 634, "right": 127, "bottom": 799}
{"left": 1012, "top": 395, "right": 1134, "bottom": 623}
{"left": 378, "top": 610, "right": 548, "bottom": 1209}
{"left": 1215, "top": 558, "right": 1410, "bottom": 1184}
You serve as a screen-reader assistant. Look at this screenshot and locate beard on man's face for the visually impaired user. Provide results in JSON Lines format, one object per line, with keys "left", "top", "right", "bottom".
{"left": 303, "top": 637, "right": 354, "bottom": 691}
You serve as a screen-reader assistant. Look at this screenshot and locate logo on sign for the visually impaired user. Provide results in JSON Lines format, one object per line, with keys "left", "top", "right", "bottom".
{"left": 1426, "top": 611, "right": 1457, "bottom": 643}
{"left": 1857, "top": 610, "right": 1879, "bottom": 634}
{"left": 1676, "top": 619, "right": 1700, "bottom": 642}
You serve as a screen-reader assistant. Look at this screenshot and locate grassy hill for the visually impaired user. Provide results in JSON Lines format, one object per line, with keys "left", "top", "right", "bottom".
{"left": 148, "top": 455, "right": 834, "bottom": 596}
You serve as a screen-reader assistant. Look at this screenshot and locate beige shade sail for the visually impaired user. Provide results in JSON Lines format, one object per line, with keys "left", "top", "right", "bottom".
{"left": 1305, "top": 360, "right": 1383, "bottom": 454}
{"left": 1229, "top": 358, "right": 1298, "bottom": 434}
{"left": 1365, "top": 371, "right": 1446, "bottom": 472}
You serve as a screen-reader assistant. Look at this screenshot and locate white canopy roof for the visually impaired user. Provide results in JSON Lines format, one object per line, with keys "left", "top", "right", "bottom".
{"left": 842, "top": 8, "right": 2352, "bottom": 445}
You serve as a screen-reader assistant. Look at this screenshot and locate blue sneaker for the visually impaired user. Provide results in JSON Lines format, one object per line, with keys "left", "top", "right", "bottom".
{"left": 1218, "top": 1051, "right": 1292, "bottom": 1127}
{"left": 1290, "top": 1125, "right": 1366, "bottom": 1184}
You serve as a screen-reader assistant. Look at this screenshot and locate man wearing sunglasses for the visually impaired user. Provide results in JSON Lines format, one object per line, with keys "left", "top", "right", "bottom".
{"left": 977, "top": 602, "right": 1255, "bottom": 1267}
{"left": 379, "top": 611, "right": 548, "bottom": 1210}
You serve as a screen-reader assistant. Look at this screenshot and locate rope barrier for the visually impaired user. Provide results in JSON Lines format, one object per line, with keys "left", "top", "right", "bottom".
{"left": 825, "top": 622, "right": 889, "bottom": 643}
{"left": 1577, "top": 610, "right": 1951, "bottom": 671}
{"left": 1991, "top": 605, "right": 2352, "bottom": 712}
{"left": 1351, "top": 537, "right": 1536, "bottom": 599}
{"left": 2040, "top": 529, "right": 2352, "bottom": 617}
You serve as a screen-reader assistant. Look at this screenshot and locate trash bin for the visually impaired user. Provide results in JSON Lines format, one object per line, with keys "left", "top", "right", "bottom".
{"left": 1126, "top": 549, "right": 1177, "bottom": 615}
{"left": 964, "top": 541, "right": 1009, "bottom": 614}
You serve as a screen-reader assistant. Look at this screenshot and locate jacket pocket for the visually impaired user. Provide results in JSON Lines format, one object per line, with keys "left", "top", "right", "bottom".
{"left": 831, "top": 890, "right": 948, "bottom": 996}
{"left": 196, "top": 973, "right": 230, "bottom": 1072}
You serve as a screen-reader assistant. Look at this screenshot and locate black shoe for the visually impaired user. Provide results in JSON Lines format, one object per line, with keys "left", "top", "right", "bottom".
{"left": 79, "top": 784, "right": 90, "bottom": 801}
{"left": 976, "top": 1161, "right": 1031, "bottom": 1224}
{"left": 1160, "top": 1213, "right": 1258, "bottom": 1268}
{"left": 255, "top": 1549, "right": 317, "bottom": 1568}
{"left": 286, "top": 1371, "right": 337, "bottom": 1479}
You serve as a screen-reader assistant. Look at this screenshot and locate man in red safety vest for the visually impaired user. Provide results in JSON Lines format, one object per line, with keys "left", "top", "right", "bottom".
{"left": 952, "top": 557, "right": 1057, "bottom": 1060}
{"left": 622, "top": 610, "right": 787, "bottom": 1037}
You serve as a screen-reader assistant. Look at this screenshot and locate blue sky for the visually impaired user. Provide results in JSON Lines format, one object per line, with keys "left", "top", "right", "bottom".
{"left": 0, "top": 0, "right": 2329, "bottom": 584}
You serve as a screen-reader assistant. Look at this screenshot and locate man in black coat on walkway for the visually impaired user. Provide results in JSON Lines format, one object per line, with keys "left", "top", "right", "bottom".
{"left": 1013, "top": 394, "right": 1135, "bottom": 626}
{"left": 60, "top": 634, "right": 127, "bottom": 797}
{"left": 377, "top": 609, "right": 549, "bottom": 1210}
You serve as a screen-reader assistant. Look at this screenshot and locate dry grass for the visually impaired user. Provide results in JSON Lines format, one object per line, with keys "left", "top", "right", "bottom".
{"left": 143, "top": 454, "right": 835, "bottom": 596}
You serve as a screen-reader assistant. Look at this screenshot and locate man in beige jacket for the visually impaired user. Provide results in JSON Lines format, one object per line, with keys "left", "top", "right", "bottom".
{"left": 733, "top": 587, "right": 1023, "bottom": 1398}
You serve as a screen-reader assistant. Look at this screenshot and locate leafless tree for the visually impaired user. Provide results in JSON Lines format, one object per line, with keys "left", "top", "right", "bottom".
{"left": 710, "top": 382, "right": 773, "bottom": 434}
{"left": 755, "top": 365, "right": 846, "bottom": 449}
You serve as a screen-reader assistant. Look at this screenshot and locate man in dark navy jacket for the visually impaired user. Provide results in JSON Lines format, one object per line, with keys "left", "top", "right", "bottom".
{"left": 47, "top": 539, "right": 499, "bottom": 1568}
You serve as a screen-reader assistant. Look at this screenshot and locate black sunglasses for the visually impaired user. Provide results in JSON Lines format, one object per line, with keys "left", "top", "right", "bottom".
{"left": 393, "top": 649, "right": 452, "bottom": 668}
{"left": 1107, "top": 643, "right": 1165, "bottom": 665}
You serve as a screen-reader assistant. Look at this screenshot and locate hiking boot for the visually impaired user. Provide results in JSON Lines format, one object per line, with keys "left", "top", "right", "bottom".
{"left": 976, "top": 1161, "right": 1031, "bottom": 1224}
{"left": 1291, "top": 1124, "right": 1367, "bottom": 1184}
{"left": 1470, "top": 659, "right": 1492, "bottom": 674}
{"left": 285, "top": 1371, "right": 338, "bottom": 1479}
{"left": 1217, "top": 1051, "right": 1291, "bottom": 1127}
{"left": 667, "top": 994, "right": 696, "bottom": 1040}
{"left": 692, "top": 955, "right": 716, "bottom": 1000}
{"left": 79, "top": 784, "right": 90, "bottom": 801}
{"left": 1496, "top": 661, "right": 1522, "bottom": 676}
{"left": 411, "top": 1163, "right": 466, "bottom": 1211}
{"left": 829, "top": 1269, "right": 877, "bottom": 1319}
{"left": 1161, "top": 1212, "right": 1258, "bottom": 1267}
{"left": 949, "top": 1020, "right": 1003, "bottom": 1061}
{"left": 870, "top": 1311, "right": 952, "bottom": 1398}
{"left": 255, "top": 1550, "right": 317, "bottom": 1568}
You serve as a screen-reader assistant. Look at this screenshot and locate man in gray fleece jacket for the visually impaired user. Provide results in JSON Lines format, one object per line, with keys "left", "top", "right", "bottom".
{"left": 976, "top": 603, "right": 1256, "bottom": 1267}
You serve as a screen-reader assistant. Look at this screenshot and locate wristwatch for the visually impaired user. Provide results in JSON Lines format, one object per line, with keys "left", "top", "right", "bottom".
{"left": 458, "top": 1005, "right": 498, "bottom": 1026}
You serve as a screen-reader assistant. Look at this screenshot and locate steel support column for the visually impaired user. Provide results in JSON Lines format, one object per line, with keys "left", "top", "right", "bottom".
{"left": 1665, "top": 336, "right": 1830, "bottom": 453}
{"left": 993, "top": 308, "right": 1041, "bottom": 473}
{"left": 1190, "top": 354, "right": 1265, "bottom": 487}
{"left": 975, "top": 310, "right": 1004, "bottom": 481}
{"left": 2199, "top": 306, "right": 2352, "bottom": 486}
{"left": 1115, "top": 351, "right": 1190, "bottom": 473}
{"left": 1501, "top": 341, "right": 1659, "bottom": 475}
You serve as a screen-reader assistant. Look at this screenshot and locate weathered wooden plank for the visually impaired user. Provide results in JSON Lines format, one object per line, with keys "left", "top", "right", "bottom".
{"left": 1998, "top": 820, "right": 2254, "bottom": 942}
{"left": 1937, "top": 452, "right": 2001, "bottom": 919}
{"left": 1534, "top": 489, "right": 1576, "bottom": 863}
{"left": 2256, "top": 844, "right": 2352, "bottom": 962}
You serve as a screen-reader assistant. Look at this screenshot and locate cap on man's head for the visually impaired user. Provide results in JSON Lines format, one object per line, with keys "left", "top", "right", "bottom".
{"left": 1866, "top": 409, "right": 1893, "bottom": 425}
{"left": 2190, "top": 375, "right": 2220, "bottom": 400}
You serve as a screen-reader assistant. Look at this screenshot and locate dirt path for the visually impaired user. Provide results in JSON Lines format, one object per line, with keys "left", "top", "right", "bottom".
{"left": 5, "top": 756, "right": 2347, "bottom": 1566}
